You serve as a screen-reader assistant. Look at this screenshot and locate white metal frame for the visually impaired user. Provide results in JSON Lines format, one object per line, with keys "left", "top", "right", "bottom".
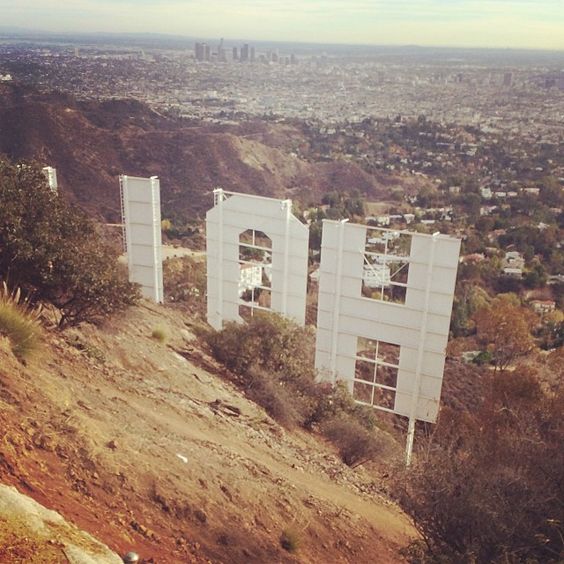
{"left": 354, "top": 338, "right": 401, "bottom": 413}
{"left": 315, "top": 220, "right": 460, "bottom": 464}
{"left": 206, "top": 189, "right": 309, "bottom": 330}
{"left": 120, "top": 175, "right": 164, "bottom": 303}
{"left": 42, "top": 166, "right": 58, "bottom": 193}
{"left": 238, "top": 229, "right": 273, "bottom": 316}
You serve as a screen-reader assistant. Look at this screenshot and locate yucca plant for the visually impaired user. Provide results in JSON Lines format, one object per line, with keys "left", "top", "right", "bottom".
{"left": 0, "top": 281, "right": 42, "bottom": 362}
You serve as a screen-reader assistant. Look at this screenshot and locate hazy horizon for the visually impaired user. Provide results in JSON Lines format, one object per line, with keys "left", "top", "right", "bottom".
{"left": 1, "top": 0, "right": 563, "bottom": 51}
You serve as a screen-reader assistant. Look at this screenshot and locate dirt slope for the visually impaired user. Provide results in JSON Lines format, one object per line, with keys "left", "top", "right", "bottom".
{"left": 0, "top": 303, "right": 416, "bottom": 563}
{"left": 0, "top": 83, "right": 391, "bottom": 222}
{"left": 0, "top": 483, "right": 122, "bottom": 563}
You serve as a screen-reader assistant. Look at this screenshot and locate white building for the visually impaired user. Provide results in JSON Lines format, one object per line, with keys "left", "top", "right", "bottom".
{"left": 480, "top": 187, "right": 493, "bottom": 200}
{"left": 238, "top": 263, "right": 263, "bottom": 296}
{"left": 363, "top": 264, "right": 391, "bottom": 288}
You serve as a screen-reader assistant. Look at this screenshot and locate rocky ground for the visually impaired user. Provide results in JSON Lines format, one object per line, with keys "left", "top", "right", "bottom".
{"left": 0, "top": 301, "right": 416, "bottom": 563}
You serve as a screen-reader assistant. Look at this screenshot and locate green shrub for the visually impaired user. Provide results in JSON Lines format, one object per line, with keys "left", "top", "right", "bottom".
{"left": 0, "top": 160, "right": 139, "bottom": 326}
{"left": 206, "top": 312, "right": 391, "bottom": 466}
{"left": 280, "top": 527, "right": 301, "bottom": 552}
{"left": 163, "top": 255, "right": 206, "bottom": 314}
{"left": 397, "top": 369, "right": 564, "bottom": 563}
{"left": 0, "top": 282, "right": 42, "bottom": 361}
{"left": 321, "top": 416, "right": 388, "bottom": 468}
{"left": 151, "top": 326, "right": 167, "bottom": 343}
{"left": 472, "top": 350, "right": 492, "bottom": 366}
{"left": 206, "top": 312, "right": 316, "bottom": 381}
{"left": 244, "top": 367, "right": 307, "bottom": 428}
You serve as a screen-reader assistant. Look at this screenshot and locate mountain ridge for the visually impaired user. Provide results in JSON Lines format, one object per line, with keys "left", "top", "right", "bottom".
{"left": 0, "top": 82, "right": 392, "bottom": 223}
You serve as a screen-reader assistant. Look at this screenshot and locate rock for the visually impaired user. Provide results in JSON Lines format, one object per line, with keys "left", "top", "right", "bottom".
{"left": 106, "top": 439, "right": 118, "bottom": 450}
{"left": 0, "top": 484, "right": 122, "bottom": 563}
{"left": 33, "top": 433, "right": 56, "bottom": 452}
{"left": 219, "top": 484, "right": 233, "bottom": 501}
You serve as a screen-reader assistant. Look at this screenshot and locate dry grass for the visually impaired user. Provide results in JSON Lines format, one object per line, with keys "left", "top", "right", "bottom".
{"left": 151, "top": 326, "right": 168, "bottom": 343}
{"left": 0, "top": 282, "right": 42, "bottom": 362}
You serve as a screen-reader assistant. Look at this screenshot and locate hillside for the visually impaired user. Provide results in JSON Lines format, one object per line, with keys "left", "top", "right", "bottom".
{"left": 0, "top": 83, "right": 393, "bottom": 222}
{"left": 0, "top": 302, "right": 416, "bottom": 563}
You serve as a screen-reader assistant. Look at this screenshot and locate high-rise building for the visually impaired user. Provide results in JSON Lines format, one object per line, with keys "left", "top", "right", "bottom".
{"left": 250, "top": 46, "right": 256, "bottom": 63}
{"left": 204, "top": 44, "right": 211, "bottom": 61}
{"left": 195, "top": 42, "right": 205, "bottom": 61}
{"left": 232, "top": 46, "right": 239, "bottom": 60}
{"left": 241, "top": 43, "right": 249, "bottom": 62}
{"left": 503, "top": 72, "right": 513, "bottom": 87}
{"left": 290, "top": 53, "right": 297, "bottom": 65}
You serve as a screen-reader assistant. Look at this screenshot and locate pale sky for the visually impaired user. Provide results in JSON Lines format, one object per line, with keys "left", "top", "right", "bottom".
{"left": 1, "top": 0, "right": 563, "bottom": 50}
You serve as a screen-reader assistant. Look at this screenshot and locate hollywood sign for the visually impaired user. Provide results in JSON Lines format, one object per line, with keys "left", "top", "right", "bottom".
{"left": 122, "top": 182, "right": 460, "bottom": 462}
{"left": 120, "top": 175, "right": 163, "bottom": 303}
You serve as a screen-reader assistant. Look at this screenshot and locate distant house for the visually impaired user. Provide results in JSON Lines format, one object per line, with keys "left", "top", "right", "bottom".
{"left": 503, "top": 251, "right": 525, "bottom": 270}
{"left": 480, "top": 187, "right": 493, "bottom": 200}
{"left": 239, "top": 264, "right": 263, "bottom": 296}
{"left": 363, "top": 264, "right": 391, "bottom": 288}
{"left": 503, "top": 267, "right": 523, "bottom": 278}
{"left": 461, "top": 253, "right": 486, "bottom": 264}
{"left": 530, "top": 300, "right": 556, "bottom": 315}
{"left": 480, "top": 205, "right": 497, "bottom": 216}
{"left": 462, "top": 351, "right": 482, "bottom": 363}
{"left": 548, "top": 274, "right": 564, "bottom": 285}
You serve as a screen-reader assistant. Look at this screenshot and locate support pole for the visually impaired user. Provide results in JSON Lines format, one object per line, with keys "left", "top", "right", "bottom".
{"left": 330, "top": 220, "right": 348, "bottom": 383}
{"left": 150, "top": 176, "right": 163, "bottom": 303}
{"left": 214, "top": 188, "right": 225, "bottom": 327}
{"left": 281, "top": 200, "right": 292, "bottom": 316}
{"left": 405, "top": 233, "right": 439, "bottom": 466}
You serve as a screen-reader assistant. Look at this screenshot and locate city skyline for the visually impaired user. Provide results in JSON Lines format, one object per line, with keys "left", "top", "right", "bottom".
{"left": 1, "top": 0, "right": 563, "bottom": 51}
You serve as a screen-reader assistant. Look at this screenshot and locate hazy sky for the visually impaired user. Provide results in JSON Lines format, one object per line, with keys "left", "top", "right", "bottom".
{"left": 2, "top": 0, "right": 563, "bottom": 50}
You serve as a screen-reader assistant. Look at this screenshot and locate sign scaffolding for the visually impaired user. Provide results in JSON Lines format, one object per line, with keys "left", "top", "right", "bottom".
{"left": 314, "top": 220, "right": 460, "bottom": 464}
{"left": 206, "top": 189, "right": 309, "bottom": 330}
{"left": 120, "top": 175, "right": 164, "bottom": 303}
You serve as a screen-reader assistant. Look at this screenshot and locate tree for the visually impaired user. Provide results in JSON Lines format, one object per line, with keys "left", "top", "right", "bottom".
{"left": 0, "top": 160, "right": 138, "bottom": 326}
{"left": 539, "top": 176, "right": 563, "bottom": 208}
{"left": 474, "top": 297, "right": 535, "bottom": 371}
{"left": 397, "top": 369, "right": 564, "bottom": 563}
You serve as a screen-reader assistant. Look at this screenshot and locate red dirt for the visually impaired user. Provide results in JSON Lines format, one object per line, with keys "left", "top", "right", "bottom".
{"left": 0, "top": 304, "right": 417, "bottom": 562}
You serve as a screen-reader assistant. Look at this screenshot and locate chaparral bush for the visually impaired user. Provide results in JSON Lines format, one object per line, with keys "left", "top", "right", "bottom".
{"left": 205, "top": 311, "right": 392, "bottom": 467}
{"left": 396, "top": 368, "right": 564, "bottom": 563}
{"left": 0, "top": 160, "right": 138, "bottom": 326}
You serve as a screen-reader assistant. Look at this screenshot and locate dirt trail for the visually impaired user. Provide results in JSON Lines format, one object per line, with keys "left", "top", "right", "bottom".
{"left": 0, "top": 303, "right": 416, "bottom": 563}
